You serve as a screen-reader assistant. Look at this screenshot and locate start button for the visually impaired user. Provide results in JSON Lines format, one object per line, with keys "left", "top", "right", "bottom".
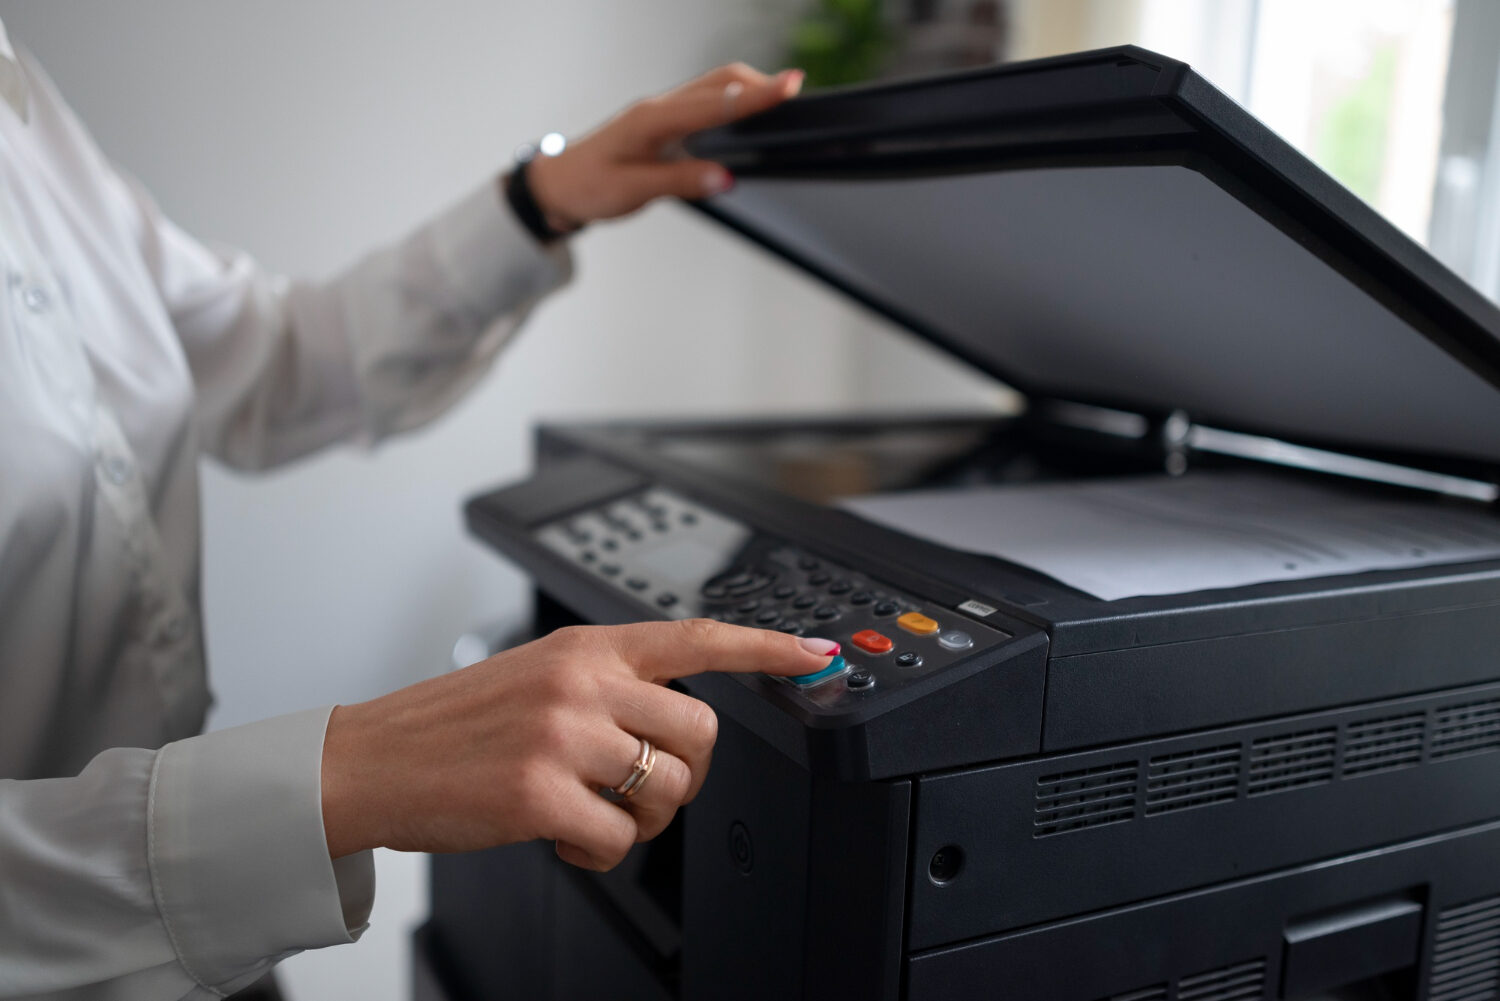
{"left": 897, "top": 612, "right": 940, "bottom": 636}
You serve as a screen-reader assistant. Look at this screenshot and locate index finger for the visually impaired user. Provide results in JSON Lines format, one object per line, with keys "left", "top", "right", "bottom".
{"left": 635, "top": 68, "right": 804, "bottom": 144}
{"left": 607, "top": 619, "right": 839, "bottom": 682}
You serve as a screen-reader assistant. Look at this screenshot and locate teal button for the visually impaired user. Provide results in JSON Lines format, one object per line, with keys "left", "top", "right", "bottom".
{"left": 788, "top": 655, "right": 848, "bottom": 688}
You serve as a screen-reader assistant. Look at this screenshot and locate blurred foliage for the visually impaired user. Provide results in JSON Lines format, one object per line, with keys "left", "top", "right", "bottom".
{"left": 788, "top": 0, "right": 893, "bottom": 87}
{"left": 1316, "top": 43, "right": 1396, "bottom": 205}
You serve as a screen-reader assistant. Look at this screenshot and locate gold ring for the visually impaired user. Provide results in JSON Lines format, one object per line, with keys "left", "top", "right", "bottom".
{"left": 614, "top": 738, "right": 658, "bottom": 800}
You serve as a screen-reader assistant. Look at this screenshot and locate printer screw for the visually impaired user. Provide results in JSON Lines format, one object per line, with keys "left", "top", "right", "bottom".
{"left": 929, "top": 845, "right": 964, "bottom": 885}
{"left": 729, "top": 821, "right": 754, "bottom": 875}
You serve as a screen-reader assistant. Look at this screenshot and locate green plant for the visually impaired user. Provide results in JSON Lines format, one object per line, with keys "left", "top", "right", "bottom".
{"left": 788, "top": 0, "right": 893, "bottom": 88}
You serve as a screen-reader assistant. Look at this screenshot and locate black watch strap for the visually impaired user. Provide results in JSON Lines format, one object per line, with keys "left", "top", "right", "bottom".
{"left": 504, "top": 158, "right": 572, "bottom": 245}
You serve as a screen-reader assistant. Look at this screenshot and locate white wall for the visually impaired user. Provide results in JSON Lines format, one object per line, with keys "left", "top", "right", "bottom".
{"left": 0, "top": 2, "right": 996, "bottom": 996}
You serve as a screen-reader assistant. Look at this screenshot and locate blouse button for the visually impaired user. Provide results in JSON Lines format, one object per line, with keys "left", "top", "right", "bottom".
{"left": 21, "top": 284, "right": 51, "bottom": 314}
{"left": 101, "top": 454, "right": 133, "bottom": 485}
{"left": 159, "top": 616, "right": 188, "bottom": 644}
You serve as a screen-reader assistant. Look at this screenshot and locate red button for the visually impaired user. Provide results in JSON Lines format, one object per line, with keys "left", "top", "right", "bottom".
{"left": 851, "top": 630, "right": 893, "bottom": 655}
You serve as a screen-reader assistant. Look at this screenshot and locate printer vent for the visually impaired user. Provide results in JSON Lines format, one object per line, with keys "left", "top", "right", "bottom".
{"left": 1341, "top": 713, "right": 1426, "bottom": 777}
{"left": 1431, "top": 699, "right": 1500, "bottom": 760}
{"left": 1428, "top": 894, "right": 1500, "bottom": 1001}
{"left": 1092, "top": 984, "right": 1168, "bottom": 1001}
{"left": 1246, "top": 728, "right": 1337, "bottom": 796}
{"left": 1034, "top": 760, "right": 1138, "bottom": 837}
{"left": 1176, "top": 957, "right": 1267, "bottom": 1001}
{"left": 1143, "top": 744, "right": 1242, "bottom": 816}
{"left": 1108, "top": 986, "right": 1168, "bottom": 1001}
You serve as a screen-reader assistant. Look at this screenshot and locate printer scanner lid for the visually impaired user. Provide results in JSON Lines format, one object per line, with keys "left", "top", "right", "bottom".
{"left": 684, "top": 47, "right": 1500, "bottom": 480}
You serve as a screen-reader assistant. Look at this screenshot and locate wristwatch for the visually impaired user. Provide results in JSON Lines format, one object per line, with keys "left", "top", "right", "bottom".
{"left": 504, "top": 132, "right": 579, "bottom": 244}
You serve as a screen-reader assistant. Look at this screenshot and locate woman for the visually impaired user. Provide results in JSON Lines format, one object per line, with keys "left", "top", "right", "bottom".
{"left": 0, "top": 22, "right": 841, "bottom": 999}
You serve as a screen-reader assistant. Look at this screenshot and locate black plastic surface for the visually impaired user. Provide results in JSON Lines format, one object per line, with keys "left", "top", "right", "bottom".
{"left": 905, "top": 819, "right": 1500, "bottom": 1001}
{"left": 685, "top": 47, "right": 1500, "bottom": 475}
{"left": 1281, "top": 896, "right": 1423, "bottom": 998}
{"left": 908, "top": 681, "right": 1500, "bottom": 949}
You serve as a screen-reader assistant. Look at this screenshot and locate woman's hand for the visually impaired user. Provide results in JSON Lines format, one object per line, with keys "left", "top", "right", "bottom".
{"left": 525, "top": 63, "right": 804, "bottom": 232}
{"left": 320, "top": 619, "right": 838, "bottom": 870}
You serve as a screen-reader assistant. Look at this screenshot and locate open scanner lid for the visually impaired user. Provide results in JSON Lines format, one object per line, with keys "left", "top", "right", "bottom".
{"left": 684, "top": 47, "right": 1500, "bottom": 484}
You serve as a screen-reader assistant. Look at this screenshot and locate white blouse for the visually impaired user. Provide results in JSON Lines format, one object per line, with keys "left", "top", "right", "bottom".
{"left": 0, "top": 30, "right": 570, "bottom": 999}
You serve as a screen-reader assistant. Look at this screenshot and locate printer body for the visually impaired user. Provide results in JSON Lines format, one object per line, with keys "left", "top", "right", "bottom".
{"left": 415, "top": 48, "right": 1500, "bottom": 1001}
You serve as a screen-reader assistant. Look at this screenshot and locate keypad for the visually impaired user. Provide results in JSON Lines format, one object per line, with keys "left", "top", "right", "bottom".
{"left": 536, "top": 486, "right": 1011, "bottom": 708}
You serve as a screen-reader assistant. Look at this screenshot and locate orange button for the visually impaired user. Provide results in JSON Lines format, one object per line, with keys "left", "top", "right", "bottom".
{"left": 897, "top": 612, "right": 940, "bottom": 636}
{"left": 851, "top": 629, "right": 893, "bottom": 655}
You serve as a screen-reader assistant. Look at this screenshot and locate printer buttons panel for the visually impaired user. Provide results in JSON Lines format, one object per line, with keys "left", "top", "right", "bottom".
{"left": 537, "top": 488, "right": 1009, "bottom": 706}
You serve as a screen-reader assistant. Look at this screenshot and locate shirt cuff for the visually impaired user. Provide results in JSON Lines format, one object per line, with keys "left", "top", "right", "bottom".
{"left": 426, "top": 175, "right": 574, "bottom": 323}
{"left": 147, "top": 707, "right": 374, "bottom": 992}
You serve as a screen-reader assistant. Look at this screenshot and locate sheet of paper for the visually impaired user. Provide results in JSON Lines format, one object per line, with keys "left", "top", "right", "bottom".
{"left": 840, "top": 471, "right": 1500, "bottom": 601}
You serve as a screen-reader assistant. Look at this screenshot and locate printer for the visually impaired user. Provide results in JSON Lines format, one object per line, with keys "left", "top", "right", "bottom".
{"left": 413, "top": 47, "right": 1500, "bottom": 1001}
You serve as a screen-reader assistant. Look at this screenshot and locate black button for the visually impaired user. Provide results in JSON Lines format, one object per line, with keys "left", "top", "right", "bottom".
{"left": 773, "top": 585, "right": 796, "bottom": 599}
{"left": 579, "top": 550, "right": 597, "bottom": 563}
{"left": 626, "top": 578, "right": 649, "bottom": 591}
{"left": 850, "top": 590, "right": 874, "bottom": 605}
{"left": 755, "top": 609, "right": 781, "bottom": 625}
{"left": 721, "top": 571, "right": 753, "bottom": 587}
{"left": 808, "top": 571, "right": 832, "bottom": 586}
{"left": 847, "top": 669, "right": 876, "bottom": 690}
{"left": 656, "top": 593, "right": 679, "bottom": 608}
{"left": 792, "top": 594, "right": 818, "bottom": 610}
{"left": 797, "top": 556, "right": 820, "bottom": 571}
{"left": 873, "top": 601, "right": 900, "bottom": 617}
{"left": 827, "top": 579, "right": 853, "bottom": 595}
{"left": 778, "top": 621, "right": 805, "bottom": 636}
{"left": 728, "top": 582, "right": 767, "bottom": 598}
{"left": 625, "top": 530, "right": 643, "bottom": 542}
{"left": 736, "top": 599, "right": 761, "bottom": 613}
{"left": 567, "top": 528, "right": 592, "bottom": 544}
{"left": 601, "top": 564, "right": 621, "bottom": 576}
{"left": 813, "top": 605, "right": 842, "bottom": 621}
{"left": 680, "top": 511, "right": 699, "bottom": 525}
{"left": 896, "top": 651, "right": 923, "bottom": 669}
{"left": 601, "top": 538, "right": 619, "bottom": 551}
{"left": 702, "top": 583, "right": 728, "bottom": 599}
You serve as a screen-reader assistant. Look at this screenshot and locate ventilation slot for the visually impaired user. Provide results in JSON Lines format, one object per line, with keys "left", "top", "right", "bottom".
{"left": 1034, "top": 760, "right": 1138, "bottom": 837}
{"left": 1247, "top": 728, "right": 1337, "bottom": 796}
{"left": 1432, "top": 699, "right": 1500, "bottom": 761}
{"left": 1177, "top": 957, "right": 1267, "bottom": 1001}
{"left": 1144, "top": 744, "right": 1242, "bottom": 816}
{"left": 1092, "top": 985, "right": 1168, "bottom": 1001}
{"left": 1430, "top": 895, "right": 1500, "bottom": 1001}
{"left": 1341, "top": 713, "right": 1425, "bottom": 777}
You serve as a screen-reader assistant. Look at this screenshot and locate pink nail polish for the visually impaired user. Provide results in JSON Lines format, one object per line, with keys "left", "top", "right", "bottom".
{"left": 703, "top": 167, "right": 734, "bottom": 196}
{"left": 799, "top": 637, "right": 840, "bottom": 657}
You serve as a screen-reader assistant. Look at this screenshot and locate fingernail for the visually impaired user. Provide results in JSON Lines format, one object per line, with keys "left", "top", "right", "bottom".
{"left": 799, "top": 637, "right": 840, "bottom": 657}
{"left": 781, "top": 68, "right": 805, "bottom": 95}
{"left": 702, "top": 167, "right": 734, "bottom": 196}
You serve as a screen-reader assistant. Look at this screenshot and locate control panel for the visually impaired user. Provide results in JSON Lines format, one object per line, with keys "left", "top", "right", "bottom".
{"left": 536, "top": 487, "right": 1010, "bottom": 708}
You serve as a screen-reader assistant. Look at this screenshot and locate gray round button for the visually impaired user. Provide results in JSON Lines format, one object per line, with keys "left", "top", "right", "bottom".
{"left": 937, "top": 630, "right": 973, "bottom": 652}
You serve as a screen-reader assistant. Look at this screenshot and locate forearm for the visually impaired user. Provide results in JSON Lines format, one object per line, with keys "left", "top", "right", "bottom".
{"left": 185, "top": 178, "right": 572, "bottom": 470}
{"left": 0, "top": 713, "right": 372, "bottom": 998}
